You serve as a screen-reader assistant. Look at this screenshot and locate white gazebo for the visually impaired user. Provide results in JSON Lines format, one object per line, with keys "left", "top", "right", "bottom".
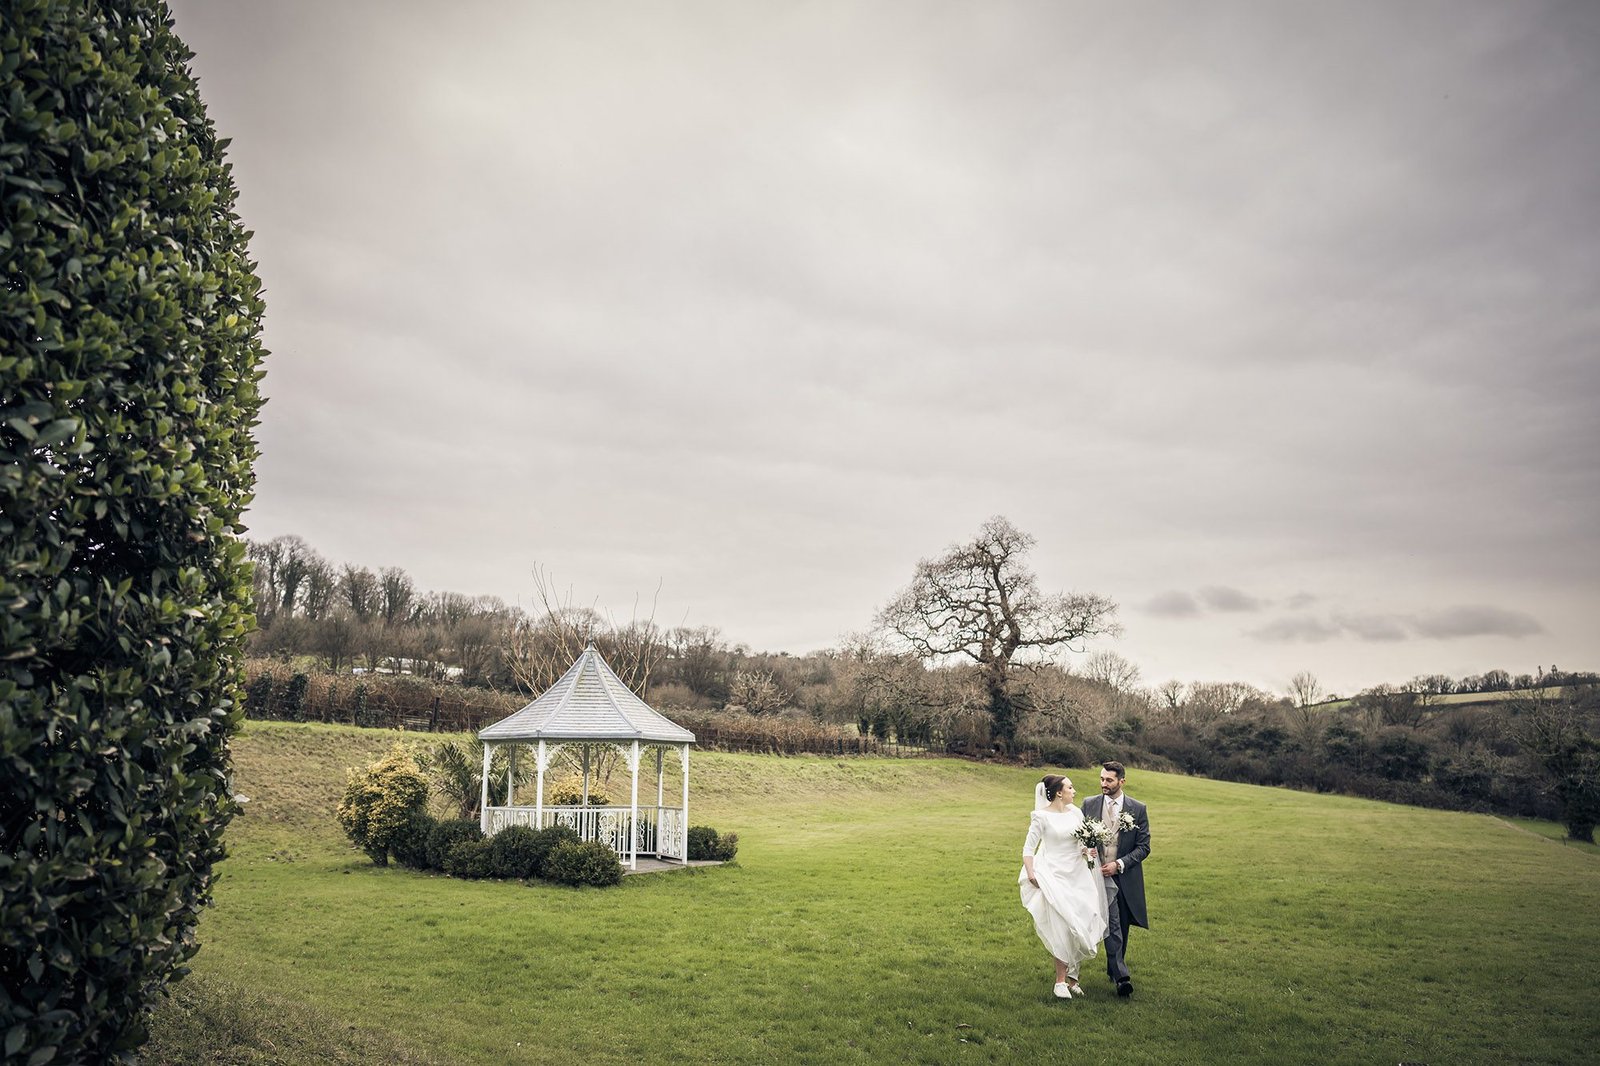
{"left": 477, "top": 643, "right": 695, "bottom": 869}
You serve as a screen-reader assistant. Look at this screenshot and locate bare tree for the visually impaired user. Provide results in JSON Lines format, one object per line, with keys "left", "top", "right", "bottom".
{"left": 1284, "top": 672, "right": 1326, "bottom": 748}
{"left": 246, "top": 538, "right": 285, "bottom": 623}
{"left": 340, "top": 564, "right": 381, "bottom": 623}
{"left": 246, "top": 535, "right": 321, "bottom": 620}
{"left": 727, "top": 669, "right": 787, "bottom": 715}
{"left": 875, "top": 516, "right": 1118, "bottom": 750}
{"left": 507, "top": 565, "right": 665, "bottom": 695}
{"left": 1082, "top": 650, "right": 1148, "bottom": 721}
{"left": 273, "top": 535, "right": 318, "bottom": 617}
{"left": 300, "top": 555, "right": 338, "bottom": 621}
{"left": 667, "top": 625, "right": 729, "bottom": 701}
{"left": 835, "top": 632, "right": 939, "bottom": 723}
{"left": 378, "top": 566, "right": 415, "bottom": 630}
{"left": 1156, "top": 679, "right": 1188, "bottom": 720}
{"left": 1354, "top": 682, "right": 1436, "bottom": 732}
{"left": 1085, "top": 650, "right": 1141, "bottom": 692}
{"left": 1288, "top": 671, "right": 1324, "bottom": 709}
{"left": 1185, "top": 680, "right": 1259, "bottom": 723}
{"left": 313, "top": 614, "right": 360, "bottom": 674}
{"left": 1020, "top": 665, "right": 1110, "bottom": 738}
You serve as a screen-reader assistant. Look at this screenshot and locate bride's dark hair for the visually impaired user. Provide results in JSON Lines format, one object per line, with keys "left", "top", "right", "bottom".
{"left": 1041, "top": 774, "right": 1067, "bottom": 802}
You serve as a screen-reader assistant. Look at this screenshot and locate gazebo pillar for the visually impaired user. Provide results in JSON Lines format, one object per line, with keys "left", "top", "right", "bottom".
{"left": 535, "top": 739, "right": 547, "bottom": 826}
{"left": 680, "top": 744, "right": 690, "bottom": 862}
{"left": 506, "top": 744, "right": 517, "bottom": 807}
{"left": 655, "top": 748, "right": 664, "bottom": 814}
{"left": 478, "top": 743, "right": 493, "bottom": 834}
{"left": 629, "top": 740, "right": 641, "bottom": 870}
{"left": 581, "top": 746, "right": 591, "bottom": 806}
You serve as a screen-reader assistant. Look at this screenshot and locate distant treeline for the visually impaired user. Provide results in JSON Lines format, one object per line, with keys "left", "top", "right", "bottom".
{"left": 240, "top": 661, "right": 932, "bottom": 757}
{"left": 1113, "top": 681, "right": 1597, "bottom": 830}
{"left": 245, "top": 535, "right": 1599, "bottom": 837}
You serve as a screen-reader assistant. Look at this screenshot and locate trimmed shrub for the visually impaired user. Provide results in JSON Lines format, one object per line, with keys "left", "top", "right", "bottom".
{"left": 426, "top": 819, "right": 484, "bottom": 870}
{"left": 391, "top": 811, "right": 438, "bottom": 870}
{"left": 544, "top": 840, "right": 624, "bottom": 887}
{"left": 351, "top": 681, "right": 372, "bottom": 727}
{"left": 527, "top": 824, "right": 581, "bottom": 877}
{"left": 245, "top": 673, "right": 277, "bottom": 717}
{"left": 1, "top": 3, "right": 267, "bottom": 1059}
{"left": 282, "top": 672, "right": 310, "bottom": 721}
{"left": 444, "top": 838, "right": 497, "bottom": 880}
{"left": 485, "top": 826, "right": 544, "bottom": 880}
{"left": 335, "top": 746, "right": 430, "bottom": 865}
{"left": 687, "top": 826, "right": 739, "bottom": 862}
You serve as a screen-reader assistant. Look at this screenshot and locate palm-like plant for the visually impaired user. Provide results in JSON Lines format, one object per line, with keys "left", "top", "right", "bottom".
{"left": 419, "top": 738, "right": 533, "bottom": 818}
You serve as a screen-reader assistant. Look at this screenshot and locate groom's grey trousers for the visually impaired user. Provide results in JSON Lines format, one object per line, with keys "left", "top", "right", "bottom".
{"left": 1102, "top": 877, "right": 1132, "bottom": 982}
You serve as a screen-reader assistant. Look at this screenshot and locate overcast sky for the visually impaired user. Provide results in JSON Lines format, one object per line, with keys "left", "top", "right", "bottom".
{"left": 169, "top": 0, "right": 1599, "bottom": 698}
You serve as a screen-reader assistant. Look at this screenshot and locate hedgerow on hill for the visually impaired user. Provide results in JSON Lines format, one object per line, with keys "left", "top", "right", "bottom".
{"left": 0, "top": 2, "right": 266, "bottom": 1061}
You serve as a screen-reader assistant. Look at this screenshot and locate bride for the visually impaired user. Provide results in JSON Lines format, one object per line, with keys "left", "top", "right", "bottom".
{"left": 1019, "top": 773, "right": 1110, "bottom": 999}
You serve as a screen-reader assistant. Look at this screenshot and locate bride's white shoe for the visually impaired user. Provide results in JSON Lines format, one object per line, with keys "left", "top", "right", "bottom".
{"left": 1053, "top": 982, "right": 1072, "bottom": 999}
{"left": 1065, "top": 981, "right": 1084, "bottom": 998}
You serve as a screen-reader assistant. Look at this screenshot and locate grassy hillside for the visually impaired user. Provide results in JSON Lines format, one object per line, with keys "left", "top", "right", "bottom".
{"left": 147, "top": 721, "right": 1600, "bottom": 1065}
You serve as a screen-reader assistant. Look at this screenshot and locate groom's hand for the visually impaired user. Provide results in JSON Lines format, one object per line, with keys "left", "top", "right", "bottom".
{"left": 1099, "top": 860, "right": 1119, "bottom": 878}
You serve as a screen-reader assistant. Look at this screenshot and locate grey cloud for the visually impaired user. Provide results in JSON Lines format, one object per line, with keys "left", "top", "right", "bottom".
{"left": 1412, "top": 605, "right": 1545, "bottom": 639}
{"left": 1144, "top": 585, "right": 1268, "bottom": 618}
{"left": 1142, "top": 591, "right": 1202, "bottom": 618}
{"left": 1248, "top": 617, "right": 1343, "bottom": 643}
{"left": 1334, "top": 614, "right": 1410, "bottom": 643}
{"left": 1198, "top": 585, "right": 1267, "bottom": 612}
{"left": 1286, "top": 592, "right": 1318, "bottom": 609}
{"left": 1249, "top": 604, "right": 1545, "bottom": 644}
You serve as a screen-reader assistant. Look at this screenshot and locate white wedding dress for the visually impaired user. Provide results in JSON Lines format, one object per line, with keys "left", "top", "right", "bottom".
{"left": 1019, "top": 806, "right": 1110, "bottom": 971}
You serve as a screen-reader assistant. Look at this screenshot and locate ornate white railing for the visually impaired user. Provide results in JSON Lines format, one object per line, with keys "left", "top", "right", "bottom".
{"left": 656, "top": 806, "right": 686, "bottom": 860}
{"left": 483, "top": 805, "right": 685, "bottom": 861}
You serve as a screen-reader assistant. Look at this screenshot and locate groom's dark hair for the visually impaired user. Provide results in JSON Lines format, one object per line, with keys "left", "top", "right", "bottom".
{"left": 1102, "top": 761, "right": 1126, "bottom": 779}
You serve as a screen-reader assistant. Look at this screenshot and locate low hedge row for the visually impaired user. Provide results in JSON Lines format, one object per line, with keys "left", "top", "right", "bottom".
{"left": 387, "top": 816, "right": 622, "bottom": 887}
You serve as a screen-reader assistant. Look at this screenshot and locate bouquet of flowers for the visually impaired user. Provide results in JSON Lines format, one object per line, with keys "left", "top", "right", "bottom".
{"left": 1074, "top": 818, "right": 1112, "bottom": 867}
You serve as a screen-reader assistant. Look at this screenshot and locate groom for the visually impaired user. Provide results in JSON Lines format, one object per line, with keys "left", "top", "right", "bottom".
{"left": 1081, "top": 761, "right": 1150, "bottom": 997}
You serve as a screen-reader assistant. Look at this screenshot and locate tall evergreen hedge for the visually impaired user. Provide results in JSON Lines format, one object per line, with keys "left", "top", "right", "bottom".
{"left": 0, "top": 2, "right": 266, "bottom": 1060}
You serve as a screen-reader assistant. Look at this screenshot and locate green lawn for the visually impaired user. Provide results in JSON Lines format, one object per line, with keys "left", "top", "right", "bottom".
{"left": 147, "top": 721, "right": 1600, "bottom": 1065}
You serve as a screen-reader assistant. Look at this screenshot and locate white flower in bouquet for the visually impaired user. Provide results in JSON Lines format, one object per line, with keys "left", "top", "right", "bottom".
{"left": 1074, "top": 818, "right": 1112, "bottom": 867}
{"left": 1119, "top": 811, "right": 1137, "bottom": 833}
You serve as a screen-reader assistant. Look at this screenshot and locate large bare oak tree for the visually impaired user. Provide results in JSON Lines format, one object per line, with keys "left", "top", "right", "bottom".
{"left": 875, "top": 516, "right": 1119, "bottom": 750}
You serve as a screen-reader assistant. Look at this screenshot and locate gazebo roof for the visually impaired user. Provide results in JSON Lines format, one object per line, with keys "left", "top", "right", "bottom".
{"left": 479, "top": 643, "right": 695, "bottom": 744}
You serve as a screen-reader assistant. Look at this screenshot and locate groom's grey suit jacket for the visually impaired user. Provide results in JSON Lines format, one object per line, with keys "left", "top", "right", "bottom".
{"left": 1082, "top": 793, "right": 1151, "bottom": 928}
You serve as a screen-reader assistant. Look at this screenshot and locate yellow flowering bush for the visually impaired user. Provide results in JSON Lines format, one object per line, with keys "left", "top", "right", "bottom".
{"left": 336, "top": 745, "right": 430, "bottom": 865}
